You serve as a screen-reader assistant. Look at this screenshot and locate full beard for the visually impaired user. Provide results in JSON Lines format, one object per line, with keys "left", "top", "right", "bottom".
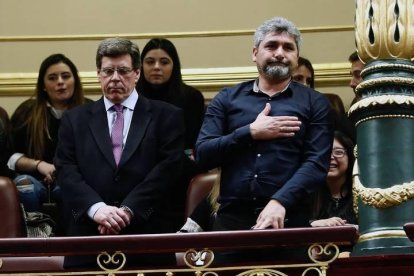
{"left": 259, "top": 62, "right": 291, "bottom": 79}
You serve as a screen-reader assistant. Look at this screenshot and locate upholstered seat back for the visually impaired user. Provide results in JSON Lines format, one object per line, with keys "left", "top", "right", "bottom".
{"left": 184, "top": 172, "right": 217, "bottom": 218}
{"left": 0, "top": 176, "right": 23, "bottom": 237}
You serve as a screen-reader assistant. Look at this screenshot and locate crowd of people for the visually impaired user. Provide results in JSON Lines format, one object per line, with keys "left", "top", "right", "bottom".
{"left": 0, "top": 16, "right": 363, "bottom": 266}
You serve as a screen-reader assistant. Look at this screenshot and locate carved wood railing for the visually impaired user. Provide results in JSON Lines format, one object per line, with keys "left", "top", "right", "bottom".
{"left": 0, "top": 226, "right": 358, "bottom": 276}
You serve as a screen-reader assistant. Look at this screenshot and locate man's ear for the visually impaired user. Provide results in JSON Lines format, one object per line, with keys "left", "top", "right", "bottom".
{"left": 252, "top": 47, "right": 258, "bottom": 62}
{"left": 97, "top": 69, "right": 101, "bottom": 82}
{"left": 135, "top": 69, "right": 140, "bottom": 84}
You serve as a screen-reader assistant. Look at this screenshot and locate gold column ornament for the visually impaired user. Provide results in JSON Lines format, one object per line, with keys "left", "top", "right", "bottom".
{"left": 353, "top": 160, "right": 414, "bottom": 209}
{"left": 355, "top": 0, "right": 414, "bottom": 63}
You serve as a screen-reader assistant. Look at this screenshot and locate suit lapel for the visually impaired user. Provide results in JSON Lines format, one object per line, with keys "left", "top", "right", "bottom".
{"left": 89, "top": 98, "right": 116, "bottom": 167}
{"left": 118, "top": 96, "right": 152, "bottom": 167}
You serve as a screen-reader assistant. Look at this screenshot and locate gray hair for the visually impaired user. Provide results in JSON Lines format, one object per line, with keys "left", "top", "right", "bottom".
{"left": 254, "top": 17, "right": 302, "bottom": 50}
{"left": 96, "top": 37, "right": 141, "bottom": 69}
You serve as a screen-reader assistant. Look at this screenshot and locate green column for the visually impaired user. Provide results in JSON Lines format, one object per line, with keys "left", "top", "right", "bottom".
{"left": 350, "top": 0, "right": 414, "bottom": 256}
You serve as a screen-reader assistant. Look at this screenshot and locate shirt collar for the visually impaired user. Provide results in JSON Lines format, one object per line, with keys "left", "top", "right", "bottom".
{"left": 104, "top": 89, "right": 139, "bottom": 111}
{"left": 46, "top": 101, "right": 65, "bottom": 119}
{"left": 252, "top": 78, "right": 291, "bottom": 96}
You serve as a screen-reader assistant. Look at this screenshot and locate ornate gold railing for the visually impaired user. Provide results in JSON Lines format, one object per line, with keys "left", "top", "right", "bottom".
{"left": 0, "top": 226, "right": 358, "bottom": 276}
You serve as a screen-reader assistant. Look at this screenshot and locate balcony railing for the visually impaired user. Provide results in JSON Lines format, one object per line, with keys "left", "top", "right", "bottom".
{"left": 0, "top": 226, "right": 358, "bottom": 275}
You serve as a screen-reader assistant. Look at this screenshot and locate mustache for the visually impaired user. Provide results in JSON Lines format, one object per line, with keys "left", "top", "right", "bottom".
{"left": 266, "top": 60, "right": 290, "bottom": 66}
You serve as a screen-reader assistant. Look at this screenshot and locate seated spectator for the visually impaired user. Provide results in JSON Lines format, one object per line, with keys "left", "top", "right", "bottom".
{"left": 292, "top": 56, "right": 314, "bottom": 88}
{"left": 311, "top": 131, "right": 357, "bottom": 256}
{"left": 136, "top": 38, "right": 205, "bottom": 231}
{"left": 8, "top": 53, "right": 89, "bottom": 214}
{"left": 311, "top": 131, "right": 357, "bottom": 227}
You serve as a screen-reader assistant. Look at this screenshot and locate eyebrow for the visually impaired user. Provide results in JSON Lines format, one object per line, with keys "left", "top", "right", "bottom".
{"left": 46, "top": 71, "right": 71, "bottom": 76}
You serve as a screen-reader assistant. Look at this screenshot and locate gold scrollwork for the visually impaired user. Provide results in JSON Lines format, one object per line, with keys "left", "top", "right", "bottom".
{"left": 307, "top": 243, "right": 339, "bottom": 264}
{"left": 97, "top": 251, "right": 126, "bottom": 274}
{"left": 183, "top": 248, "right": 214, "bottom": 269}
{"left": 0, "top": 246, "right": 348, "bottom": 275}
{"left": 236, "top": 268, "right": 288, "bottom": 276}
{"left": 353, "top": 161, "right": 414, "bottom": 209}
{"left": 302, "top": 267, "right": 325, "bottom": 276}
{"left": 348, "top": 94, "right": 414, "bottom": 116}
{"left": 198, "top": 272, "right": 219, "bottom": 276}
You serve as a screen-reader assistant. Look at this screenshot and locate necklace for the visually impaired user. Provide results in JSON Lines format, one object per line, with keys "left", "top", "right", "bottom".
{"left": 331, "top": 197, "right": 341, "bottom": 208}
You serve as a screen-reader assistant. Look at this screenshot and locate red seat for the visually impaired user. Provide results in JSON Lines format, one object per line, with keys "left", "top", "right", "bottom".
{"left": 0, "top": 256, "right": 64, "bottom": 273}
{"left": 0, "top": 176, "right": 23, "bottom": 238}
{"left": 184, "top": 171, "right": 217, "bottom": 218}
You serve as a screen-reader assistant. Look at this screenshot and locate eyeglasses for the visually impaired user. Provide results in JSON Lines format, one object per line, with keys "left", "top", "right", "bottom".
{"left": 100, "top": 67, "right": 134, "bottom": 77}
{"left": 332, "top": 147, "right": 346, "bottom": 158}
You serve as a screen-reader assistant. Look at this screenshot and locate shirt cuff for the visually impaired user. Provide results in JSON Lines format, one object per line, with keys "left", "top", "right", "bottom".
{"left": 178, "top": 217, "right": 204, "bottom": 233}
{"left": 7, "top": 153, "right": 24, "bottom": 170}
{"left": 87, "top": 202, "right": 107, "bottom": 219}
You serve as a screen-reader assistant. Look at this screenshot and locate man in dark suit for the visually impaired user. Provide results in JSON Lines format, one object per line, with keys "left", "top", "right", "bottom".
{"left": 55, "top": 37, "right": 184, "bottom": 267}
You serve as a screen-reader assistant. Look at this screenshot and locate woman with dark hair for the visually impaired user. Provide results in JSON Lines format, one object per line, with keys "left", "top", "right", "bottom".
{"left": 136, "top": 38, "right": 205, "bottom": 231}
{"left": 311, "top": 131, "right": 357, "bottom": 227}
{"left": 293, "top": 56, "right": 315, "bottom": 88}
{"left": 137, "top": 38, "right": 205, "bottom": 149}
{"left": 8, "top": 53, "right": 89, "bottom": 212}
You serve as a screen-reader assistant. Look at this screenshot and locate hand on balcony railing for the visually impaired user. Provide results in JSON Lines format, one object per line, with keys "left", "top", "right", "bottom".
{"left": 252, "top": 199, "right": 286, "bottom": 229}
{"left": 311, "top": 217, "right": 347, "bottom": 227}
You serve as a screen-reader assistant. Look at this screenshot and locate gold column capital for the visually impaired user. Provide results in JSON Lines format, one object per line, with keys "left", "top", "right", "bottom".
{"left": 355, "top": 0, "right": 414, "bottom": 63}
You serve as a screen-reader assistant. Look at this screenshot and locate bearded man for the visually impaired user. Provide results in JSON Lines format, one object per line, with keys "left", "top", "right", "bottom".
{"left": 196, "top": 17, "right": 333, "bottom": 235}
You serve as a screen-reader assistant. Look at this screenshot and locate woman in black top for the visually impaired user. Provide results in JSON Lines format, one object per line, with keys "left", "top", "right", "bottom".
{"left": 136, "top": 38, "right": 205, "bottom": 231}
{"left": 311, "top": 131, "right": 357, "bottom": 227}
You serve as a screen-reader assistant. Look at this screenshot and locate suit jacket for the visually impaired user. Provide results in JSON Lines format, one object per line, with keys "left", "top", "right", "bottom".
{"left": 55, "top": 95, "right": 185, "bottom": 237}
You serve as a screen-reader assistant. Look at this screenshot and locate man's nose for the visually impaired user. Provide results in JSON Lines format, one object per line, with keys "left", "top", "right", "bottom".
{"left": 111, "top": 70, "right": 121, "bottom": 80}
{"left": 275, "top": 46, "right": 287, "bottom": 57}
